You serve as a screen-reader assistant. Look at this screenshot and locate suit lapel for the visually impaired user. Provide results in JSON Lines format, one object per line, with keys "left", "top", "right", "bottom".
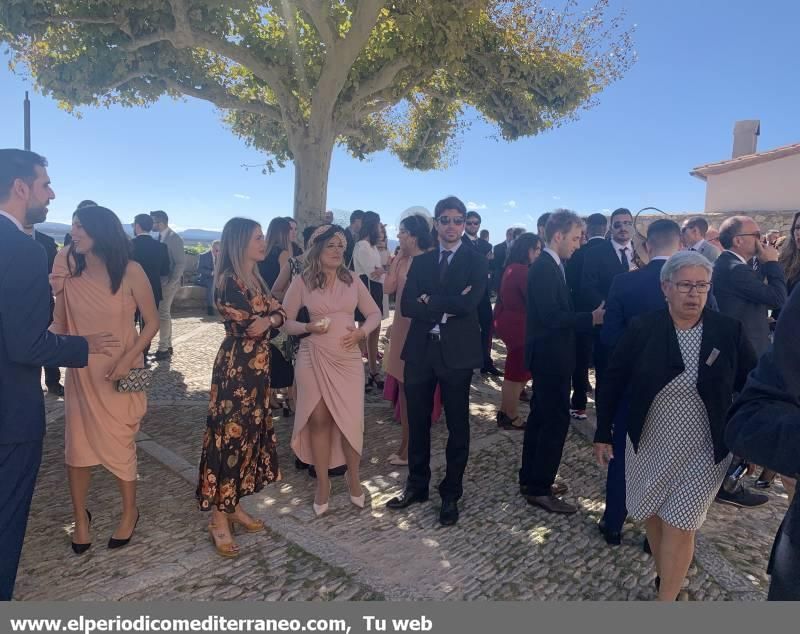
{"left": 697, "top": 310, "right": 721, "bottom": 383}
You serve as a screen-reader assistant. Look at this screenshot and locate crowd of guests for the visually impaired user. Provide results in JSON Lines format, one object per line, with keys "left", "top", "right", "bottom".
{"left": 2, "top": 146, "right": 799, "bottom": 603}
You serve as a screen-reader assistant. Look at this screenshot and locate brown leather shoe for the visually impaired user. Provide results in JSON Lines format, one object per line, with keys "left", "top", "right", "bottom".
{"left": 526, "top": 494, "right": 577, "bottom": 514}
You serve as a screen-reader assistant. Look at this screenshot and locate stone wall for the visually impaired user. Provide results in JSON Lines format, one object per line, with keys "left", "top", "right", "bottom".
{"left": 634, "top": 209, "right": 799, "bottom": 238}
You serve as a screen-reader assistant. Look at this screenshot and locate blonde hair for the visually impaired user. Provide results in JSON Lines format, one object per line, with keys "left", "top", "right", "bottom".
{"left": 302, "top": 225, "right": 353, "bottom": 291}
{"left": 215, "top": 217, "right": 268, "bottom": 295}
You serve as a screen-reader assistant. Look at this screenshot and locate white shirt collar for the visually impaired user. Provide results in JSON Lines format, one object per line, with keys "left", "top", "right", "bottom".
{"left": 611, "top": 238, "right": 632, "bottom": 252}
{"left": 690, "top": 238, "right": 706, "bottom": 251}
{"left": 588, "top": 236, "right": 606, "bottom": 242}
{"left": 440, "top": 241, "right": 462, "bottom": 256}
{"left": 725, "top": 249, "right": 749, "bottom": 265}
{"left": 543, "top": 247, "right": 562, "bottom": 269}
{"left": 0, "top": 209, "right": 24, "bottom": 232}
{"left": 651, "top": 256, "right": 670, "bottom": 261}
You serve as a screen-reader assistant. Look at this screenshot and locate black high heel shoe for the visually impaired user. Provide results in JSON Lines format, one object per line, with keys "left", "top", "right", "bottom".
{"left": 108, "top": 511, "right": 139, "bottom": 549}
{"left": 71, "top": 509, "right": 92, "bottom": 555}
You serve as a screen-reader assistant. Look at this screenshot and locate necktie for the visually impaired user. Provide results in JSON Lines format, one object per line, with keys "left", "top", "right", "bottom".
{"left": 619, "top": 247, "right": 629, "bottom": 271}
{"left": 439, "top": 250, "right": 452, "bottom": 283}
{"left": 157, "top": 234, "right": 162, "bottom": 243}
{"left": 559, "top": 261, "right": 567, "bottom": 281}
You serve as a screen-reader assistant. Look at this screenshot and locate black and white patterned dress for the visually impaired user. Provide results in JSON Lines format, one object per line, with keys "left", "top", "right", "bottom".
{"left": 625, "top": 322, "right": 731, "bottom": 530}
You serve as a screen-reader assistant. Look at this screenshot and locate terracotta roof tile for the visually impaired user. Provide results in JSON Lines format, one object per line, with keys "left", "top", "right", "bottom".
{"left": 690, "top": 142, "right": 800, "bottom": 181}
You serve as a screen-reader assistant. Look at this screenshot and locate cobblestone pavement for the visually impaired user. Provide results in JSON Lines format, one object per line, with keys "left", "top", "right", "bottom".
{"left": 22, "top": 311, "right": 787, "bottom": 601}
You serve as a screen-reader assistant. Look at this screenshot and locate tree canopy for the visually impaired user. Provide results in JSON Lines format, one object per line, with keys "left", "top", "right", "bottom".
{"left": 0, "top": 0, "right": 635, "bottom": 225}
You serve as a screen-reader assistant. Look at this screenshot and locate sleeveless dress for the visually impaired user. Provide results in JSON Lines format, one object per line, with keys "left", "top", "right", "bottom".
{"left": 625, "top": 323, "right": 732, "bottom": 530}
{"left": 50, "top": 251, "right": 145, "bottom": 481}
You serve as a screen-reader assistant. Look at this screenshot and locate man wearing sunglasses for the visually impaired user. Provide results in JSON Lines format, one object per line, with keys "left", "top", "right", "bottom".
{"left": 578, "top": 207, "right": 638, "bottom": 401}
{"left": 387, "top": 196, "right": 488, "bottom": 526}
{"left": 463, "top": 211, "right": 502, "bottom": 377}
{"left": 712, "top": 215, "right": 787, "bottom": 508}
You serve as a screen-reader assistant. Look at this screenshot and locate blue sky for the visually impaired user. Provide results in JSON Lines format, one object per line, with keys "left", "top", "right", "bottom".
{"left": 1, "top": 0, "right": 799, "bottom": 242}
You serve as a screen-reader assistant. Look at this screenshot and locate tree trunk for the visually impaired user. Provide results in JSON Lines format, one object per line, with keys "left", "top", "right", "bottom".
{"left": 291, "top": 131, "right": 335, "bottom": 229}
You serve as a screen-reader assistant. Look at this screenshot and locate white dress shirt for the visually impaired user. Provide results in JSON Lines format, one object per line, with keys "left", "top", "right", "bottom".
{"left": 611, "top": 239, "right": 634, "bottom": 270}
{"left": 430, "top": 241, "right": 462, "bottom": 334}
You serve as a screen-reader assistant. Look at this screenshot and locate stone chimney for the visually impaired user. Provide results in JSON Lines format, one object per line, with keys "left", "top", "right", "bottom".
{"left": 732, "top": 120, "right": 760, "bottom": 158}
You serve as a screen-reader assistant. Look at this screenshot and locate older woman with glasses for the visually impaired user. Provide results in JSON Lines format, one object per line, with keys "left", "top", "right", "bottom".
{"left": 594, "top": 251, "right": 756, "bottom": 600}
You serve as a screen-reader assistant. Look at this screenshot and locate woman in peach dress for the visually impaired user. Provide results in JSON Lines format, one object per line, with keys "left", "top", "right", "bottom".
{"left": 282, "top": 225, "right": 381, "bottom": 516}
{"left": 382, "top": 214, "right": 441, "bottom": 466}
{"left": 50, "top": 206, "right": 159, "bottom": 554}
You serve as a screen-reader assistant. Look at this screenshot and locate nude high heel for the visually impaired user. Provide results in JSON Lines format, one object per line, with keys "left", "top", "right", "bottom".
{"left": 347, "top": 478, "right": 365, "bottom": 509}
{"left": 313, "top": 482, "right": 332, "bottom": 517}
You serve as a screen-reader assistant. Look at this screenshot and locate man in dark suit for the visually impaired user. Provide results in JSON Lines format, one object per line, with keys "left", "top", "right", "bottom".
{"left": 344, "top": 209, "right": 364, "bottom": 270}
{"left": 0, "top": 149, "right": 118, "bottom": 600}
{"left": 197, "top": 240, "right": 221, "bottom": 315}
{"left": 386, "top": 196, "right": 488, "bottom": 526}
{"left": 491, "top": 227, "right": 514, "bottom": 293}
{"left": 595, "top": 219, "right": 681, "bottom": 544}
{"left": 565, "top": 213, "right": 607, "bottom": 419}
{"left": 20, "top": 220, "right": 63, "bottom": 396}
{"left": 132, "top": 213, "right": 170, "bottom": 360}
{"left": 520, "top": 210, "right": 605, "bottom": 514}
{"left": 579, "top": 207, "right": 637, "bottom": 401}
{"left": 462, "top": 210, "right": 501, "bottom": 376}
{"left": 713, "top": 215, "right": 786, "bottom": 508}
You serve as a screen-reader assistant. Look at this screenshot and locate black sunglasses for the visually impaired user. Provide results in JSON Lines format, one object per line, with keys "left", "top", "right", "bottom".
{"left": 437, "top": 217, "right": 466, "bottom": 226}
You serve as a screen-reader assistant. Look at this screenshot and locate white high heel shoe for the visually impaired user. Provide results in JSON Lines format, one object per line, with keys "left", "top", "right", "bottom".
{"left": 313, "top": 482, "right": 331, "bottom": 517}
{"left": 347, "top": 478, "right": 365, "bottom": 509}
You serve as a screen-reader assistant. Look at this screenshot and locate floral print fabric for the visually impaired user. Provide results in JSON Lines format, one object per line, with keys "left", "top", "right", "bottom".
{"left": 196, "top": 274, "right": 285, "bottom": 512}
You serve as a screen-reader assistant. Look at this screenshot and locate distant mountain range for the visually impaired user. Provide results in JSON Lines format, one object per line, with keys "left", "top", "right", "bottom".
{"left": 36, "top": 222, "right": 222, "bottom": 244}
{"left": 36, "top": 221, "right": 397, "bottom": 251}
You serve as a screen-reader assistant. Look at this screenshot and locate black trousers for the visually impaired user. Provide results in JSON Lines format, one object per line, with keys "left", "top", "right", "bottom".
{"left": 592, "top": 329, "right": 609, "bottom": 405}
{"left": 477, "top": 295, "right": 494, "bottom": 370}
{"left": 404, "top": 340, "right": 473, "bottom": 501}
{"left": 571, "top": 332, "right": 593, "bottom": 410}
{"left": 519, "top": 373, "right": 572, "bottom": 496}
{"left": 0, "top": 439, "right": 43, "bottom": 601}
{"left": 42, "top": 366, "right": 61, "bottom": 388}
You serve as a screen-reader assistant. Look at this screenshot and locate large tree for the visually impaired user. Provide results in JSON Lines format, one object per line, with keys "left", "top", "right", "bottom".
{"left": 0, "top": 0, "right": 634, "bottom": 225}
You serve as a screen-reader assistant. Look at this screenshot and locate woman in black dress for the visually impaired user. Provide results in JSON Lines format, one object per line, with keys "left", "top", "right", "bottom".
{"left": 197, "top": 217, "right": 286, "bottom": 558}
{"left": 258, "top": 217, "right": 294, "bottom": 397}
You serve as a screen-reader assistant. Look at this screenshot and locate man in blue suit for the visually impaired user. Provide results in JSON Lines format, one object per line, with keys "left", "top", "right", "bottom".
{"left": 0, "top": 149, "right": 119, "bottom": 600}
{"left": 595, "top": 219, "right": 682, "bottom": 545}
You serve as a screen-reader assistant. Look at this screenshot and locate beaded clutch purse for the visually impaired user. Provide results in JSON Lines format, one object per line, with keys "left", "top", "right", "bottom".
{"left": 116, "top": 368, "right": 152, "bottom": 393}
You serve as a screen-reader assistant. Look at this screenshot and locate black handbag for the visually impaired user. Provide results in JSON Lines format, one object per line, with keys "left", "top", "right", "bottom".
{"left": 295, "top": 306, "right": 311, "bottom": 340}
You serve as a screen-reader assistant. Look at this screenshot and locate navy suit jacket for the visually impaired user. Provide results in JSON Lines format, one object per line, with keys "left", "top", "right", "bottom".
{"left": 0, "top": 215, "right": 89, "bottom": 445}
{"left": 601, "top": 258, "right": 720, "bottom": 350}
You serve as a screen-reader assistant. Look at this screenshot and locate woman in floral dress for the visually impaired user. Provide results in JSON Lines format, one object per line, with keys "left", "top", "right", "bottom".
{"left": 196, "top": 218, "right": 286, "bottom": 558}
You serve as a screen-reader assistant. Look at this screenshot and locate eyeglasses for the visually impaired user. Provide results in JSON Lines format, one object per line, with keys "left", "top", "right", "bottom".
{"left": 735, "top": 232, "right": 761, "bottom": 240}
{"left": 465, "top": 220, "right": 480, "bottom": 226}
{"left": 612, "top": 221, "right": 633, "bottom": 229}
{"left": 672, "top": 281, "right": 712, "bottom": 294}
{"left": 437, "top": 217, "right": 465, "bottom": 226}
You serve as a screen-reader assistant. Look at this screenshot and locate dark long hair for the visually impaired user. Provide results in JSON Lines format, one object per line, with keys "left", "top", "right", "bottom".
{"left": 400, "top": 214, "right": 434, "bottom": 251}
{"left": 358, "top": 211, "right": 381, "bottom": 245}
{"left": 779, "top": 211, "right": 800, "bottom": 286}
{"left": 68, "top": 206, "right": 131, "bottom": 294}
{"left": 507, "top": 232, "right": 542, "bottom": 266}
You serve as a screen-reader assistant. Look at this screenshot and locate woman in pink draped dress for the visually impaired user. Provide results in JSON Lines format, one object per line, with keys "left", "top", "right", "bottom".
{"left": 282, "top": 225, "right": 381, "bottom": 516}
{"left": 50, "top": 206, "right": 159, "bottom": 553}
{"left": 382, "top": 214, "right": 440, "bottom": 466}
